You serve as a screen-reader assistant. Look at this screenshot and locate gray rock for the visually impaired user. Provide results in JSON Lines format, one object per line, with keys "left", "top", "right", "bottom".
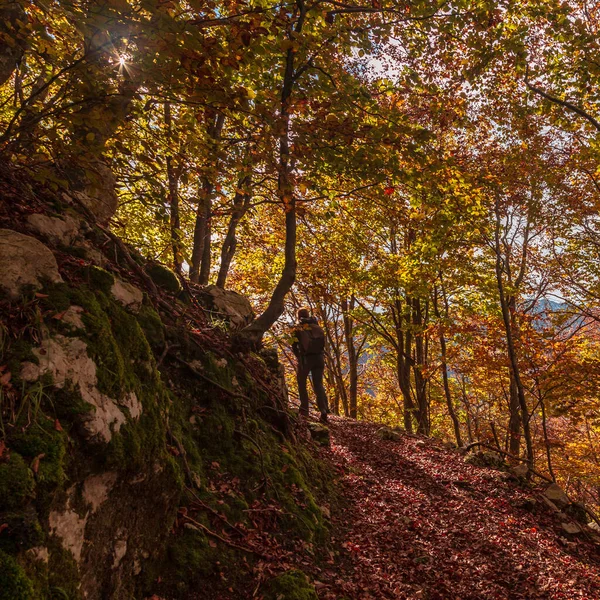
{"left": 560, "top": 521, "right": 582, "bottom": 535}
{"left": 0, "top": 229, "right": 63, "bottom": 299}
{"left": 307, "top": 422, "right": 330, "bottom": 446}
{"left": 510, "top": 464, "right": 529, "bottom": 479}
{"left": 111, "top": 278, "right": 143, "bottom": 312}
{"left": 26, "top": 213, "right": 80, "bottom": 245}
{"left": 543, "top": 483, "right": 570, "bottom": 508}
{"left": 20, "top": 335, "right": 138, "bottom": 443}
{"left": 376, "top": 427, "right": 402, "bottom": 441}
{"left": 464, "top": 450, "right": 505, "bottom": 469}
{"left": 201, "top": 284, "right": 254, "bottom": 329}
{"left": 541, "top": 495, "right": 560, "bottom": 513}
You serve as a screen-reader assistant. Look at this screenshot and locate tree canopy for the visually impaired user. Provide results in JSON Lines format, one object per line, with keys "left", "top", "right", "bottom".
{"left": 1, "top": 0, "right": 600, "bottom": 507}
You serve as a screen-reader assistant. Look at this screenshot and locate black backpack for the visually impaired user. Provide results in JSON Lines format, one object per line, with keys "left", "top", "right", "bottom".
{"left": 299, "top": 321, "right": 325, "bottom": 355}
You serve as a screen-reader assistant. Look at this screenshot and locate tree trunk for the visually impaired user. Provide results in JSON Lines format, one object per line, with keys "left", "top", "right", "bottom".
{"left": 412, "top": 297, "right": 429, "bottom": 435}
{"left": 190, "top": 113, "right": 225, "bottom": 283}
{"left": 241, "top": 12, "right": 304, "bottom": 343}
{"left": 494, "top": 205, "right": 534, "bottom": 467}
{"left": 392, "top": 297, "right": 415, "bottom": 433}
{"left": 164, "top": 102, "right": 181, "bottom": 274}
{"left": 216, "top": 176, "right": 252, "bottom": 288}
{"left": 342, "top": 297, "right": 359, "bottom": 419}
{"left": 508, "top": 372, "right": 522, "bottom": 456}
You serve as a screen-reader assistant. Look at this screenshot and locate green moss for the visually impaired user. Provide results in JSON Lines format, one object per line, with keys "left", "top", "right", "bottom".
{"left": 86, "top": 266, "right": 115, "bottom": 295}
{"left": 47, "top": 537, "right": 81, "bottom": 600}
{"left": 0, "top": 550, "right": 34, "bottom": 600}
{"left": 43, "top": 283, "right": 75, "bottom": 313}
{"left": 169, "top": 527, "right": 216, "bottom": 578}
{"left": 264, "top": 570, "right": 318, "bottom": 600}
{"left": 136, "top": 302, "right": 165, "bottom": 351}
{"left": 146, "top": 263, "right": 181, "bottom": 294}
{"left": 10, "top": 419, "right": 67, "bottom": 507}
{"left": 0, "top": 507, "right": 44, "bottom": 554}
{"left": 0, "top": 452, "right": 35, "bottom": 512}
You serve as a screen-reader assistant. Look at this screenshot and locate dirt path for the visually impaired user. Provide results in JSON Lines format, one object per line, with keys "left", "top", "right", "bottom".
{"left": 316, "top": 418, "right": 600, "bottom": 600}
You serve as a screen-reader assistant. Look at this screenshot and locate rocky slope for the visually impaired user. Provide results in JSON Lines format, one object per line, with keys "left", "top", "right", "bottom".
{"left": 0, "top": 163, "right": 334, "bottom": 600}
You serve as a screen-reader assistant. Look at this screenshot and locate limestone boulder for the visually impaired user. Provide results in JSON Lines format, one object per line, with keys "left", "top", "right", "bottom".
{"left": 376, "top": 426, "right": 402, "bottom": 441}
{"left": 543, "top": 483, "right": 570, "bottom": 509}
{"left": 20, "top": 335, "right": 141, "bottom": 443}
{"left": 111, "top": 278, "right": 143, "bottom": 312}
{"left": 200, "top": 285, "right": 254, "bottom": 329}
{"left": 0, "top": 229, "right": 63, "bottom": 299}
{"left": 464, "top": 450, "right": 505, "bottom": 470}
{"left": 26, "top": 213, "right": 80, "bottom": 246}
{"left": 509, "top": 464, "right": 529, "bottom": 479}
{"left": 307, "top": 422, "right": 330, "bottom": 446}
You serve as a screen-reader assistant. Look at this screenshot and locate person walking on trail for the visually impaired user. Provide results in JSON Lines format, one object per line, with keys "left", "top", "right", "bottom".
{"left": 292, "top": 307, "right": 329, "bottom": 424}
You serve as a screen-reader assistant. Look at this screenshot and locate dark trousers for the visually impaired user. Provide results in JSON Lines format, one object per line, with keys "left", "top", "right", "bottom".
{"left": 297, "top": 353, "right": 328, "bottom": 416}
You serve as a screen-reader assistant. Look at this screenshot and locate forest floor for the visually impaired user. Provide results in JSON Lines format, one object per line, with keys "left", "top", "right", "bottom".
{"left": 308, "top": 417, "right": 600, "bottom": 600}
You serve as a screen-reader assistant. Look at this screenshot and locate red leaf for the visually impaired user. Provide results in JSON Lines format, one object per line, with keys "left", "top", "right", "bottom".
{"left": 54, "top": 419, "right": 64, "bottom": 432}
{"left": 384, "top": 186, "right": 395, "bottom": 195}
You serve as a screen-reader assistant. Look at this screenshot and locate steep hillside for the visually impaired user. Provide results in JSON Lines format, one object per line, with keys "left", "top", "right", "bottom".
{"left": 0, "top": 165, "right": 335, "bottom": 600}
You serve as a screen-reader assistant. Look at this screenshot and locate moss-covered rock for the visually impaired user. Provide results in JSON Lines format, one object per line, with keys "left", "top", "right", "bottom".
{"left": 0, "top": 452, "right": 35, "bottom": 512}
{"left": 145, "top": 263, "right": 181, "bottom": 294}
{"left": 86, "top": 265, "right": 115, "bottom": 295}
{"left": 264, "top": 570, "right": 318, "bottom": 600}
{"left": 0, "top": 550, "right": 34, "bottom": 600}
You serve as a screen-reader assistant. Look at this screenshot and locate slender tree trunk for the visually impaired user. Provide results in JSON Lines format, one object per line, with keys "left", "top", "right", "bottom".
{"left": 412, "top": 297, "right": 429, "bottom": 435}
{"left": 494, "top": 205, "right": 534, "bottom": 466}
{"left": 164, "top": 102, "right": 181, "bottom": 274}
{"left": 392, "top": 297, "right": 415, "bottom": 432}
{"left": 190, "top": 113, "right": 225, "bottom": 283}
{"left": 508, "top": 372, "right": 522, "bottom": 456}
{"left": 540, "top": 392, "right": 556, "bottom": 481}
{"left": 342, "top": 297, "right": 359, "bottom": 419}
{"left": 242, "top": 7, "right": 305, "bottom": 342}
{"left": 216, "top": 176, "right": 251, "bottom": 288}
{"left": 434, "top": 287, "right": 462, "bottom": 446}
{"left": 461, "top": 377, "right": 474, "bottom": 443}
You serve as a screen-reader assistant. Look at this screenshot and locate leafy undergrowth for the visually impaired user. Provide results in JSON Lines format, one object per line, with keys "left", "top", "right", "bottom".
{"left": 300, "top": 418, "right": 600, "bottom": 600}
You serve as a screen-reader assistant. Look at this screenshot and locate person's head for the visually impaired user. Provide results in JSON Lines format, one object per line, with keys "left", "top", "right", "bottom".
{"left": 297, "top": 307, "right": 311, "bottom": 321}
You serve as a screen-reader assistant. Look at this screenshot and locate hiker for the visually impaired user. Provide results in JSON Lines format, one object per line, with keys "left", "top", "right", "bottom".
{"left": 292, "top": 307, "right": 329, "bottom": 423}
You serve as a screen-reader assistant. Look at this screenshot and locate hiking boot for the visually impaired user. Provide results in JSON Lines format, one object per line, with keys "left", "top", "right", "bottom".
{"left": 319, "top": 412, "right": 328, "bottom": 424}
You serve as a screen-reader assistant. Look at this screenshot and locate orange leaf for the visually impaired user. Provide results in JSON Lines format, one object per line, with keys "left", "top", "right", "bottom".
{"left": 31, "top": 453, "right": 45, "bottom": 474}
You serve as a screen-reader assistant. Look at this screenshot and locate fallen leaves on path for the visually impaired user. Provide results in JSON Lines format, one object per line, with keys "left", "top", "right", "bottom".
{"left": 315, "top": 418, "right": 600, "bottom": 600}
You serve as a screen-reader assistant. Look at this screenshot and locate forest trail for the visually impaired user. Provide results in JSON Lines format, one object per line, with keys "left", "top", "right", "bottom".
{"left": 314, "top": 418, "right": 600, "bottom": 600}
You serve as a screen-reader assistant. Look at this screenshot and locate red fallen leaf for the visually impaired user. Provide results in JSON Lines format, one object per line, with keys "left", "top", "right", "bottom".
{"left": 167, "top": 445, "right": 180, "bottom": 456}
{"left": 54, "top": 419, "right": 64, "bottom": 432}
{"left": 31, "top": 453, "right": 46, "bottom": 474}
{"left": 0, "top": 371, "right": 11, "bottom": 386}
{"left": 384, "top": 186, "right": 395, "bottom": 195}
{"left": 34, "top": 293, "right": 49, "bottom": 298}
{"left": 0, "top": 523, "right": 8, "bottom": 534}
{"left": 281, "top": 464, "right": 289, "bottom": 473}
{"left": 0, "top": 440, "right": 6, "bottom": 459}
{"left": 53, "top": 310, "right": 67, "bottom": 320}
{"left": 210, "top": 461, "right": 220, "bottom": 469}
{"left": 209, "top": 540, "right": 217, "bottom": 548}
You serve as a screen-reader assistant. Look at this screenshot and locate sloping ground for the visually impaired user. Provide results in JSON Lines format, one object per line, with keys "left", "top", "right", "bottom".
{"left": 311, "top": 419, "right": 600, "bottom": 600}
